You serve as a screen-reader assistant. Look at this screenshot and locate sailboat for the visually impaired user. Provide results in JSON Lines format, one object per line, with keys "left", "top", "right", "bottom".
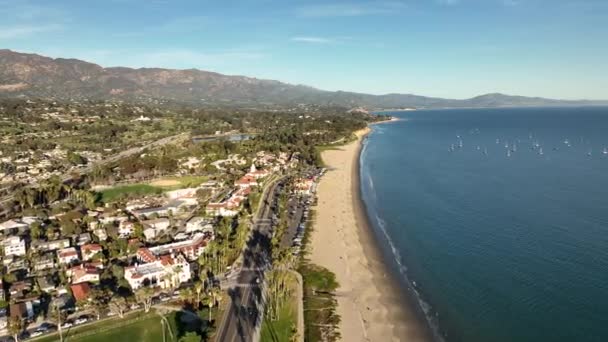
{"left": 539, "top": 147, "right": 544, "bottom": 155}
{"left": 603, "top": 148, "right": 608, "bottom": 155}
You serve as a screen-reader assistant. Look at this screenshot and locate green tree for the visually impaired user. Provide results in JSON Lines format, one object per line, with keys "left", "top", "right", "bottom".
{"left": 7, "top": 316, "right": 22, "bottom": 342}
{"left": 179, "top": 332, "right": 202, "bottom": 342}
{"left": 135, "top": 287, "right": 154, "bottom": 313}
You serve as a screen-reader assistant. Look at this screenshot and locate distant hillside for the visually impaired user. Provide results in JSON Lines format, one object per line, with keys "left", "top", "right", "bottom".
{"left": 1, "top": 49, "right": 606, "bottom": 108}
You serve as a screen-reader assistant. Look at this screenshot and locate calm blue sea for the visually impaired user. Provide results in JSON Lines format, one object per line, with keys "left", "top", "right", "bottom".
{"left": 360, "top": 107, "right": 608, "bottom": 342}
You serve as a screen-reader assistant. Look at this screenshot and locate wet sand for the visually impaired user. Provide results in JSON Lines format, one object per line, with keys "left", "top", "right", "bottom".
{"left": 310, "top": 124, "right": 433, "bottom": 341}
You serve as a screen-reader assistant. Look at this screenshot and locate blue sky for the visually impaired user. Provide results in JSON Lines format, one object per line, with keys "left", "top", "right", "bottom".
{"left": 1, "top": 0, "right": 607, "bottom": 100}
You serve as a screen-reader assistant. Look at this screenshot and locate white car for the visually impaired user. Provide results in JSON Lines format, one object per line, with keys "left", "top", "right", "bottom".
{"left": 74, "top": 318, "right": 88, "bottom": 325}
{"left": 61, "top": 323, "right": 73, "bottom": 329}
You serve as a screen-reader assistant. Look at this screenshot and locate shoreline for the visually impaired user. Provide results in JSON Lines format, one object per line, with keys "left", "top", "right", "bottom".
{"left": 311, "top": 120, "right": 433, "bottom": 341}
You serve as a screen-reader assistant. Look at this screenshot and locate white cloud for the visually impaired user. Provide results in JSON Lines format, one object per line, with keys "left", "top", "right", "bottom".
{"left": 291, "top": 36, "right": 334, "bottom": 44}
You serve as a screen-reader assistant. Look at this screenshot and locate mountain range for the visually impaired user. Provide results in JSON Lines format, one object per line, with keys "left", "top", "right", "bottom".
{"left": 1, "top": 49, "right": 606, "bottom": 109}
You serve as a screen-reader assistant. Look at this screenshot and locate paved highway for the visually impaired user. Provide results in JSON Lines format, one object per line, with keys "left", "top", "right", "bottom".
{"left": 216, "top": 178, "right": 285, "bottom": 342}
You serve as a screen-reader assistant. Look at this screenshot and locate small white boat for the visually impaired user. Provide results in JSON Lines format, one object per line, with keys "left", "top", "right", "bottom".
{"left": 539, "top": 148, "right": 544, "bottom": 155}
{"left": 603, "top": 148, "right": 608, "bottom": 155}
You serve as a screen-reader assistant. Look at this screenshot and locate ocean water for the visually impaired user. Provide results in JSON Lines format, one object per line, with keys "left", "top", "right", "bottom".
{"left": 359, "top": 107, "right": 608, "bottom": 342}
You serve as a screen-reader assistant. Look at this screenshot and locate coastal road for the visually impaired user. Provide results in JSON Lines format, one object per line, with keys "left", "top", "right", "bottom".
{"left": 216, "top": 178, "right": 285, "bottom": 342}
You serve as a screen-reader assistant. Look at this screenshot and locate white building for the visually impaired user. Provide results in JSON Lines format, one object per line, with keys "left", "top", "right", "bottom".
{"left": 1, "top": 236, "right": 26, "bottom": 257}
{"left": 57, "top": 247, "right": 80, "bottom": 265}
{"left": 142, "top": 218, "right": 171, "bottom": 240}
{"left": 185, "top": 217, "right": 214, "bottom": 234}
{"left": 148, "top": 233, "right": 212, "bottom": 261}
{"left": 124, "top": 249, "right": 191, "bottom": 290}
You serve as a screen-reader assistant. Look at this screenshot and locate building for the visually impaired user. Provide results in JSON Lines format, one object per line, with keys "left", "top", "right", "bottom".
{"left": 93, "top": 227, "right": 108, "bottom": 241}
{"left": 37, "top": 276, "right": 56, "bottom": 293}
{"left": 71, "top": 282, "right": 91, "bottom": 302}
{"left": 142, "top": 218, "right": 171, "bottom": 240}
{"left": 124, "top": 251, "right": 191, "bottom": 290}
{"left": 68, "top": 264, "right": 101, "bottom": 284}
{"left": 33, "top": 253, "right": 56, "bottom": 272}
{"left": 9, "top": 302, "right": 34, "bottom": 320}
{"left": 235, "top": 175, "right": 257, "bottom": 188}
{"left": 148, "top": 233, "right": 211, "bottom": 261}
{"left": 118, "top": 221, "right": 135, "bottom": 237}
{"left": 1, "top": 236, "right": 26, "bottom": 256}
{"left": 81, "top": 244, "right": 103, "bottom": 261}
{"left": 0, "top": 219, "right": 29, "bottom": 234}
{"left": 185, "top": 217, "right": 214, "bottom": 234}
{"left": 32, "top": 238, "right": 70, "bottom": 252}
{"left": 205, "top": 202, "right": 239, "bottom": 217}
{"left": 57, "top": 247, "right": 80, "bottom": 265}
{"left": 9, "top": 280, "right": 32, "bottom": 299}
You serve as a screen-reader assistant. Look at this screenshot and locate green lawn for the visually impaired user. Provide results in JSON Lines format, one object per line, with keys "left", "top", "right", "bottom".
{"left": 99, "top": 184, "right": 164, "bottom": 202}
{"left": 260, "top": 278, "right": 298, "bottom": 342}
{"left": 34, "top": 311, "right": 197, "bottom": 342}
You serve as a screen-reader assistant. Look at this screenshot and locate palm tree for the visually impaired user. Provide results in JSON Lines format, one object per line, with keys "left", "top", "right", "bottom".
{"left": 136, "top": 287, "right": 155, "bottom": 313}
{"left": 193, "top": 281, "right": 204, "bottom": 309}
{"left": 109, "top": 296, "right": 129, "bottom": 318}
{"left": 7, "top": 316, "right": 22, "bottom": 342}
{"left": 49, "top": 302, "right": 67, "bottom": 342}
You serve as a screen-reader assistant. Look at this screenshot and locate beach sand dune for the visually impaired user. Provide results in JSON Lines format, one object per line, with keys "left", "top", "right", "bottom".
{"left": 311, "top": 127, "right": 432, "bottom": 342}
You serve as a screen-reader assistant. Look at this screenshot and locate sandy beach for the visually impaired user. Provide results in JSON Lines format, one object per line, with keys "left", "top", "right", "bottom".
{"left": 310, "top": 124, "right": 432, "bottom": 342}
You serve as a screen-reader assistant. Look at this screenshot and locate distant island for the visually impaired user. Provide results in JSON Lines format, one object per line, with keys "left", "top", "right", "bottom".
{"left": 1, "top": 49, "right": 607, "bottom": 109}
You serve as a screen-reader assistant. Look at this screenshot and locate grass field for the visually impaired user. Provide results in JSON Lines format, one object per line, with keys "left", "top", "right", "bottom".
{"left": 99, "top": 184, "right": 164, "bottom": 202}
{"left": 151, "top": 175, "right": 209, "bottom": 189}
{"left": 99, "top": 175, "right": 208, "bottom": 202}
{"left": 260, "top": 277, "right": 298, "bottom": 342}
{"left": 33, "top": 311, "right": 195, "bottom": 342}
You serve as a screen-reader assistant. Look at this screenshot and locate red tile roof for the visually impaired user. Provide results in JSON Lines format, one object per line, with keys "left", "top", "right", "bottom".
{"left": 71, "top": 282, "right": 91, "bottom": 301}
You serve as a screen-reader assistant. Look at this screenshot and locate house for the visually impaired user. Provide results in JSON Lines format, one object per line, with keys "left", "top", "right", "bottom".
{"left": 33, "top": 253, "right": 56, "bottom": 272}
{"left": 0, "top": 219, "right": 29, "bottom": 234}
{"left": 57, "top": 247, "right": 80, "bottom": 265}
{"left": 71, "top": 282, "right": 91, "bottom": 302}
{"left": 185, "top": 217, "right": 214, "bottom": 234}
{"left": 246, "top": 163, "right": 270, "bottom": 179}
{"left": 124, "top": 252, "right": 191, "bottom": 290}
{"left": 6, "top": 258, "right": 28, "bottom": 273}
{"left": 148, "top": 233, "right": 212, "bottom": 261}
{"left": 93, "top": 227, "right": 108, "bottom": 241}
{"left": 142, "top": 218, "right": 171, "bottom": 240}
{"left": 1, "top": 236, "right": 26, "bottom": 256}
{"left": 32, "top": 238, "right": 70, "bottom": 252}
{"left": 37, "top": 276, "right": 56, "bottom": 293}
{"left": 205, "top": 202, "right": 239, "bottom": 217}
{"left": 131, "top": 204, "right": 178, "bottom": 219}
{"left": 68, "top": 264, "right": 100, "bottom": 284}
{"left": 9, "top": 301, "right": 34, "bottom": 320}
{"left": 76, "top": 233, "right": 92, "bottom": 246}
{"left": 118, "top": 221, "right": 135, "bottom": 237}
{"left": 81, "top": 243, "right": 103, "bottom": 261}
{"left": 235, "top": 175, "right": 257, "bottom": 188}
{"left": 9, "top": 280, "right": 32, "bottom": 299}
